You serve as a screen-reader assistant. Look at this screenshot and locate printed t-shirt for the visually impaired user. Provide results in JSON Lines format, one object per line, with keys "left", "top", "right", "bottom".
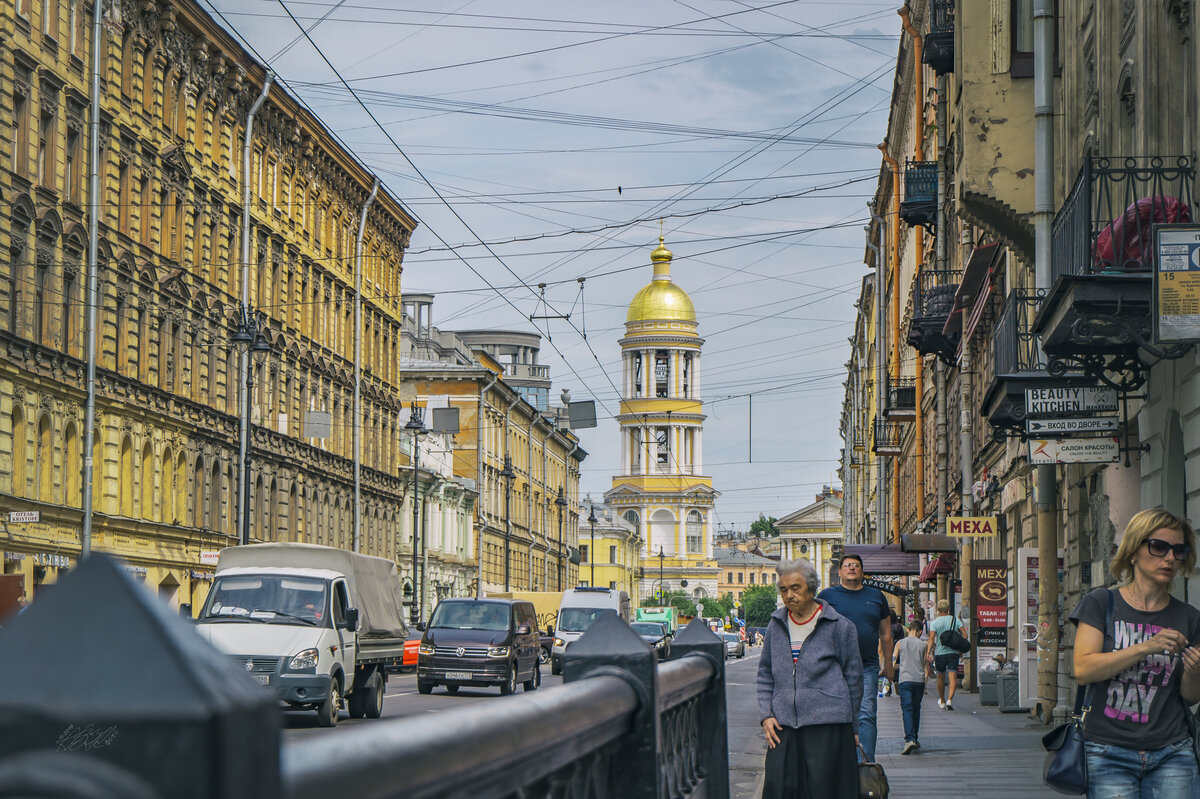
{"left": 787, "top": 604, "right": 822, "bottom": 662}
{"left": 1070, "top": 586, "right": 1200, "bottom": 751}
{"left": 817, "top": 584, "right": 889, "bottom": 666}
{"left": 896, "top": 636, "right": 927, "bottom": 684}
{"left": 930, "top": 615, "right": 964, "bottom": 657}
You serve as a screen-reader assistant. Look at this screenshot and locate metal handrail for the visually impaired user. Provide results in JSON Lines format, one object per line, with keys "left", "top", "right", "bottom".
{"left": 993, "top": 288, "right": 1046, "bottom": 376}
{"left": 282, "top": 676, "right": 637, "bottom": 799}
{"left": 658, "top": 655, "right": 715, "bottom": 710}
{"left": 912, "top": 269, "right": 961, "bottom": 321}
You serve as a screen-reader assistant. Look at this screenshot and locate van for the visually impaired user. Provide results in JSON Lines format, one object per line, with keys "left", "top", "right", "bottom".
{"left": 415, "top": 598, "right": 541, "bottom": 696}
{"left": 550, "top": 587, "right": 631, "bottom": 675}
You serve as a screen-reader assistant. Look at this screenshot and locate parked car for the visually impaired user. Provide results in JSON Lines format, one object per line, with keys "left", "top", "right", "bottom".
{"left": 539, "top": 631, "right": 553, "bottom": 665}
{"left": 416, "top": 598, "right": 541, "bottom": 696}
{"left": 722, "top": 632, "right": 745, "bottom": 660}
{"left": 552, "top": 587, "right": 631, "bottom": 675}
{"left": 630, "top": 621, "right": 671, "bottom": 660}
{"left": 399, "top": 628, "right": 423, "bottom": 671}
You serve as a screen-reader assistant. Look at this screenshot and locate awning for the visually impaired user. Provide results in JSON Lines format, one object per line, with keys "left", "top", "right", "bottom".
{"left": 943, "top": 242, "right": 1001, "bottom": 337}
{"left": 919, "top": 554, "right": 955, "bottom": 583}
{"left": 845, "top": 544, "right": 920, "bottom": 576}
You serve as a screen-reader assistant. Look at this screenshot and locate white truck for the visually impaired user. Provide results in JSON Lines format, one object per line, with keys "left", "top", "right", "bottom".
{"left": 550, "top": 587, "right": 631, "bottom": 675}
{"left": 194, "top": 543, "right": 408, "bottom": 727}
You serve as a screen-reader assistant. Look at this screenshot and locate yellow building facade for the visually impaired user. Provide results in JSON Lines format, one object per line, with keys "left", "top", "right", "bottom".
{"left": 605, "top": 238, "right": 719, "bottom": 600}
{"left": 579, "top": 502, "right": 640, "bottom": 599}
{"left": 1, "top": 1, "right": 423, "bottom": 607}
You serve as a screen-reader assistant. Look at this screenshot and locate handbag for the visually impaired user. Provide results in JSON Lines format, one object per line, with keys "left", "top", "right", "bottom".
{"left": 856, "top": 743, "right": 889, "bottom": 798}
{"left": 1181, "top": 695, "right": 1200, "bottom": 767}
{"left": 939, "top": 619, "right": 971, "bottom": 654}
{"left": 1042, "top": 588, "right": 1114, "bottom": 795}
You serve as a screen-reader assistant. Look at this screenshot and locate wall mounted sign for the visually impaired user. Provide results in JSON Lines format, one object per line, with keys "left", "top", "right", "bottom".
{"left": 1025, "top": 387, "right": 1117, "bottom": 416}
{"left": 1154, "top": 224, "right": 1200, "bottom": 344}
{"left": 1026, "top": 417, "right": 1119, "bottom": 435}
{"left": 946, "top": 516, "right": 999, "bottom": 537}
{"left": 1028, "top": 437, "right": 1120, "bottom": 464}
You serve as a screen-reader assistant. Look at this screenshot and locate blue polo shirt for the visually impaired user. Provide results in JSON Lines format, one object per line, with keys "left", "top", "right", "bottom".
{"left": 816, "top": 583, "right": 889, "bottom": 666}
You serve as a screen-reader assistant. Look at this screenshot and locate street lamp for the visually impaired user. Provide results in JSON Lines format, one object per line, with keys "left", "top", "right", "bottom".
{"left": 555, "top": 486, "right": 567, "bottom": 590}
{"left": 587, "top": 504, "right": 598, "bottom": 587}
{"left": 500, "top": 455, "right": 515, "bottom": 591}
{"left": 658, "top": 545, "right": 665, "bottom": 604}
{"left": 405, "top": 402, "right": 428, "bottom": 625}
{"left": 233, "top": 310, "right": 270, "bottom": 546}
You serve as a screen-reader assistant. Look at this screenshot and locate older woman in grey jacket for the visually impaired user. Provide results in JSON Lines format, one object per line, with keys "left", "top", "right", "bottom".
{"left": 757, "top": 559, "right": 863, "bottom": 799}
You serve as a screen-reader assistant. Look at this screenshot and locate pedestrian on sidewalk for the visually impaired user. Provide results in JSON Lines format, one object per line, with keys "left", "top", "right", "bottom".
{"left": 817, "top": 553, "right": 893, "bottom": 761}
{"left": 896, "top": 619, "right": 928, "bottom": 755}
{"left": 758, "top": 559, "right": 863, "bottom": 799}
{"left": 926, "top": 599, "right": 965, "bottom": 710}
{"left": 1070, "top": 508, "right": 1200, "bottom": 799}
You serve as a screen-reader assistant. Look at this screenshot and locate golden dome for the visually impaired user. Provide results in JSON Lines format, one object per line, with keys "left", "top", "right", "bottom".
{"left": 626, "top": 236, "right": 696, "bottom": 323}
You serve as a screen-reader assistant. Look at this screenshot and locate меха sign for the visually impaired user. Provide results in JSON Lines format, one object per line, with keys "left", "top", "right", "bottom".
{"left": 946, "top": 516, "right": 998, "bottom": 537}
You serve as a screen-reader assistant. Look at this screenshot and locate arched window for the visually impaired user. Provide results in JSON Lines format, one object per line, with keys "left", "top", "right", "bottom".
{"left": 209, "top": 461, "right": 221, "bottom": 533}
{"left": 649, "top": 508, "right": 675, "bottom": 557}
{"left": 64, "top": 423, "right": 79, "bottom": 507}
{"left": 176, "top": 454, "right": 187, "bottom": 525}
{"left": 192, "top": 456, "right": 204, "bottom": 528}
{"left": 160, "top": 447, "right": 174, "bottom": 522}
{"left": 623, "top": 510, "right": 640, "bottom": 529}
{"left": 254, "top": 475, "right": 265, "bottom": 539}
{"left": 269, "top": 478, "right": 279, "bottom": 541}
{"left": 288, "top": 484, "right": 298, "bottom": 542}
{"left": 686, "top": 510, "right": 704, "bottom": 554}
{"left": 119, "top": 437, "right": 133, "bottom": 515}
{"left": 36, "top": 415, "right": 52, "bottom": 503}
{"left": 140, "top": 442, "right": 154, "bottom": 520}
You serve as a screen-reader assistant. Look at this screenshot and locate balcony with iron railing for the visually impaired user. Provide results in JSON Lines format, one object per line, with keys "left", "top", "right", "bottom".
{"left": 1034, "top": 155, "right": 1196, "bottom": 390}
{"left": 883, "top": 377, "right": 916, "bottom": 421}
{"left": 899, "top": 160, "right": 938, "bottom": 231}
{"left": 871, "top": 418, "right": 902, "bottom": 456}
{"left": 907, "top": 268, "right": 961, "bottom": 363}
{"left": 923, "top": 0, "right": 954, "bottom": 75}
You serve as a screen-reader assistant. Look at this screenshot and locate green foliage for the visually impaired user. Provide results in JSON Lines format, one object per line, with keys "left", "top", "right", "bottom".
{"left": 643, "top": 589, "right": 696, "bottom": 618}
{"left": 743, "top": 584, "right": 779, "bottom": 627}
{"left": 749, "top": 514, "right": 780, "bottom": 538}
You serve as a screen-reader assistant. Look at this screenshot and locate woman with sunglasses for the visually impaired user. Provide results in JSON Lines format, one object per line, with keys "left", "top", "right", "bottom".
{"left": 1070, "top": 507, "right": 1200, "bottom": 798}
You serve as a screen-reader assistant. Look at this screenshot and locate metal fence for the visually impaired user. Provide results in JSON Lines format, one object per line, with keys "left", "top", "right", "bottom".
{"left": 0, "top": 554, "right": 729, "bottom": 799}
{"left": 993, "top": 288, "right": 1046, "bottom": 376}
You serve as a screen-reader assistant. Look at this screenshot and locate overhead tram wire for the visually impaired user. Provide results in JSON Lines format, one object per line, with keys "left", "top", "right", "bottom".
{"left": 269, "top": 0, "right": 628, "bottom": 406}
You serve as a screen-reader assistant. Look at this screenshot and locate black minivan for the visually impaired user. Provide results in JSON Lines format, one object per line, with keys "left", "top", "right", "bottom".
{"left": 416, "top": 598, "right": 541, "bottom": 695}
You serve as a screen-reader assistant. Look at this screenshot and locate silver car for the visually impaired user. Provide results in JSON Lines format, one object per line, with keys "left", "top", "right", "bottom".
{"left": 721, "top": 632, "right": 745, "bottom": 659}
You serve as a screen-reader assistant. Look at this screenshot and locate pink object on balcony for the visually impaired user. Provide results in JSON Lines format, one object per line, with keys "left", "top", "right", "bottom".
{"left": 1094, "top": 195, "right": 1192, "bottom": 271}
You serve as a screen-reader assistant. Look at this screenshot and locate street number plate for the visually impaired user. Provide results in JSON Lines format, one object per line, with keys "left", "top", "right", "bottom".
{"left": 255, "top": 674, "right": 270, "bottom": 686}
{"left": 444, "top": 671, "right": 471, "bottom": 680}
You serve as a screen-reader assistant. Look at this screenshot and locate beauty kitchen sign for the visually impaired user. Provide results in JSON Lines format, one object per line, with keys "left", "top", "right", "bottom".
{"left": 946, "top": 516, "right": 999, "bottom": 537}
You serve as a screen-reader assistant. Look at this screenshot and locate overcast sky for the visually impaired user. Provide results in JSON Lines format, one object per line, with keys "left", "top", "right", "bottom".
{"left": 205, "top": 0, "right": 901, "bottom": 529}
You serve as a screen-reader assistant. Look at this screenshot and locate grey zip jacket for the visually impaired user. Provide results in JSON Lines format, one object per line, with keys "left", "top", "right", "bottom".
{"left": 757, "top": 603, "right": 863, "bottom": 735}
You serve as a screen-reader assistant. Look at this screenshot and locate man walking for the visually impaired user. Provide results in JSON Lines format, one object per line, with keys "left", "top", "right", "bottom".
{"left": 817, "top": 554, "right": 894, "bottom": 761}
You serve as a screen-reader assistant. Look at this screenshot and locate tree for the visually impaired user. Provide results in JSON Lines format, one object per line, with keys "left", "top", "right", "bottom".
{"left": 643, "top": 589, "right": 696, "bottom": 618}
{"left": 743, "top": 584, "right": 779, "bottom": 627}
{"left": 749, "top": 514, "right": 780, "bottom": 538}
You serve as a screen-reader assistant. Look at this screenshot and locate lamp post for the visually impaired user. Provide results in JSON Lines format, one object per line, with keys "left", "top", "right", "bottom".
{"left": 555, "top": 486, "right": 567, "bottom": 590}
{"left": 587, "top": 504, "right": 598, "bottom": 587}
{"left": 405, "top": 403, "right": 428, "bottom": 625}
{"left": 231, "top": 312, "right": 270, "bottom": 546}
{"left": 658, "top": 545, "right": 665, "bottom": 604}
{"left": 500, "top": 455, "right": 515, "bottom": 591}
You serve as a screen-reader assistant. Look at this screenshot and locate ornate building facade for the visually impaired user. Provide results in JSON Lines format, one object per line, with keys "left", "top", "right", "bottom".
{"left": 605, "top": 238, "right": 719, "bottom": 600}
{"left": 0, "top": 0, "right": 469, "bottom": 609}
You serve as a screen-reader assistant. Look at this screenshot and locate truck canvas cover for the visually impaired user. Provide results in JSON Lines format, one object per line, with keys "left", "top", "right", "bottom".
{"left": 216, "top": 543, "right": 407, "bottom": 639}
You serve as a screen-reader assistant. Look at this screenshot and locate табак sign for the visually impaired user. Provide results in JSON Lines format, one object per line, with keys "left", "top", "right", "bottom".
{"left": 947, "top": 516, "right": 998, "bottom": 537}
{"left": 1025, "top": 387, "right": 1117, "bottom": 415}
{"left": 1028, "top": 437, "right": 1120, "bottom": 464}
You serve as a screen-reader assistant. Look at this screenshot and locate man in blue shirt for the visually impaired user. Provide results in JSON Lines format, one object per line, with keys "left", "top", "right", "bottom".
{"left": 817, "top": 554, "right": 893, "bottom": 761}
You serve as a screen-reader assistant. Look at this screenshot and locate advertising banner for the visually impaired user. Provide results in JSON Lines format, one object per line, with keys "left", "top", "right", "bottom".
{"left": 972, "top": 560, "right": 1007, "bottom": 673}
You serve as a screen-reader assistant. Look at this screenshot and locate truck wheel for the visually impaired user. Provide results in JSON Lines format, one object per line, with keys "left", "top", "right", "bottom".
{"left": 524, "top": 664, "right": 540, "bottom": 692}
{"left": 347, "top": 689, "right": 366, "bottom": 719}
{"left": 500, "top": 664, "right": 517, "bottom": 696}
{"left": 364, "top": 671, "right": 384, "bottom": 719}
{"left": 317, "top": 678, "right": 341, "bottom": 728}
{"left": 417, "top": 679, "right": 433, "bottom": 695}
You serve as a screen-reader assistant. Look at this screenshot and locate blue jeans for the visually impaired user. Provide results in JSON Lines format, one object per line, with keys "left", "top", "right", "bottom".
{"left": 1084, "top": 739, "right": 1200, "bottom": 799}
{"left": 897, "top": 681, "right": 923, "bottom": 743}
{"left": 858, "top": 663, "right": 879, "bottom": 761}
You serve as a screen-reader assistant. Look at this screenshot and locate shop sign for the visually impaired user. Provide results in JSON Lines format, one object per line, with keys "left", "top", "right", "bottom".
{"left": 126, "top": 565, "right": 148, "bottom": 576}
{"left": 32, "top": 553, "right": 70, "bottom": 568}
{"left": 4, "top": 552, "right": 24, "bottom": 562}
{"left": 199, "top": 550, "right": 220, "bottom": 566}
{"left": 8, "top": 511, "right": 39, "bottom": 523}
{"left": 189, "top": 570, "right": 214, "bottom": 580}
{"left": 946, "top": 516, "right": 998, "bottom": 537}
{"left": 1028, "top": 437, "right": 1120, "bottom": 464}
{"left": 1025, "top": 387, "right": 1117, "bottom": 416}
{"left": 1153, "top": 224, "right": 1200, "bottom": 343}
{"left": 973, "top": 561, "right": 1008, "bottom": 672}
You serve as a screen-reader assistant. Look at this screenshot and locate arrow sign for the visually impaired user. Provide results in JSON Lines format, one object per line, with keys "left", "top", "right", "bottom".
{"left": 1026, "top": 417, "right": 1120, "bottom": 435}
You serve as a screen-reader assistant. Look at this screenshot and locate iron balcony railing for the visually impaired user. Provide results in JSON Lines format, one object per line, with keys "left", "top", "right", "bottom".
{"left": 900, "top": 160, "right": 938, "bottom": 228}
{"left": 872, "top": 418, "right": 903, "bottom": 455}
{"left": 887, "top": 378, "right": 917, "bottom": 412}
{"left": 993, "top": 288, "right": 1047, "bottom": 376}
{"left": 923, "top": 0, "right": 955, "bottom": 74}
{"left": 912, "top": 269, "right": 960, "bottom": 323}
{"left": 1051, "top": 155, "right": 1196, "bottom": 283}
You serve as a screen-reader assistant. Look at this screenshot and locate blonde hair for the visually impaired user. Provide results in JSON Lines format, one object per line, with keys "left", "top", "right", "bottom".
{"left": 936, "top": 599, "right": 949, "bottom": 613}
{"left": 1111, "top": 508, "right": 1196, "bottom": 583}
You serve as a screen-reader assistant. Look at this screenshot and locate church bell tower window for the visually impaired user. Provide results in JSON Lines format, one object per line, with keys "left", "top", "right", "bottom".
{"left": 655, "top": 350, "right": 669, "bottom": 397}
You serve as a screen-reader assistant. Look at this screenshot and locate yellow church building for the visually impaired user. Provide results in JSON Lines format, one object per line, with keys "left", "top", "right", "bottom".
{"left": 604, "top": 238, "right": 719, "bottom": 601}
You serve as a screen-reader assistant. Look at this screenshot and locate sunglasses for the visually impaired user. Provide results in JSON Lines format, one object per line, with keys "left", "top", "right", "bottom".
{"left": 1143, "top": 538, "right": 1192, "bottom": 561}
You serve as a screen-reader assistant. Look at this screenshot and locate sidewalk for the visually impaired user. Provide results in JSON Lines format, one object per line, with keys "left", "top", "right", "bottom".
{"left": 726, "top": 651, "right": 1061, "bottom": 798}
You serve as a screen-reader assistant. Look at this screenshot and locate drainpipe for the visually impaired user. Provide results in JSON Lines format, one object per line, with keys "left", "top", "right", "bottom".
{"left": 1034, "top": 0, "right": 1062, "bottom": 723}
{"left": 502, "top": 392, "right": 521, "bottom": 591}
{"left": 475, "top": 371, "right": 500, "bottom": 597}
{"left": 352, "top": 178, "right": 379, "bottom": 553}
{"left": 877, "top": 145, "right": 902, "bottom": 544}
{"left": 936, "top": 69, "right": 949, "bottom": 534}
{"left": 237, "top": 73, "right": 273, "bottom": 547}
{"left": 867, "top": 207, "right": 887, "bottom": 545}
{"left": 900, "top": 6, "right": 928, "bottom": 527}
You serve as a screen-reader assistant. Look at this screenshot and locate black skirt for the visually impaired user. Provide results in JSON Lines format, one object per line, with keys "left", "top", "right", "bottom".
{"left": 761, "top": 722, "right": 858, "bottom": 799}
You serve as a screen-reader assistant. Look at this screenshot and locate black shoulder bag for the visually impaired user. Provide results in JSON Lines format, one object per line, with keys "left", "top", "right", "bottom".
{"left": 1042, "top": 588, "right": 1114, "bottom": 795}
{"left": 940, "top": 618, "right": 971, "bottom": 654}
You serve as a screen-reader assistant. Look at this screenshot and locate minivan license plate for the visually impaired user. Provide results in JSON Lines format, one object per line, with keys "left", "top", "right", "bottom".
{"left": 444, "top": 671, "right": 471, "bottom": 680}
{"left": 255, "top": 674, "right": 270, "bottom": 686}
